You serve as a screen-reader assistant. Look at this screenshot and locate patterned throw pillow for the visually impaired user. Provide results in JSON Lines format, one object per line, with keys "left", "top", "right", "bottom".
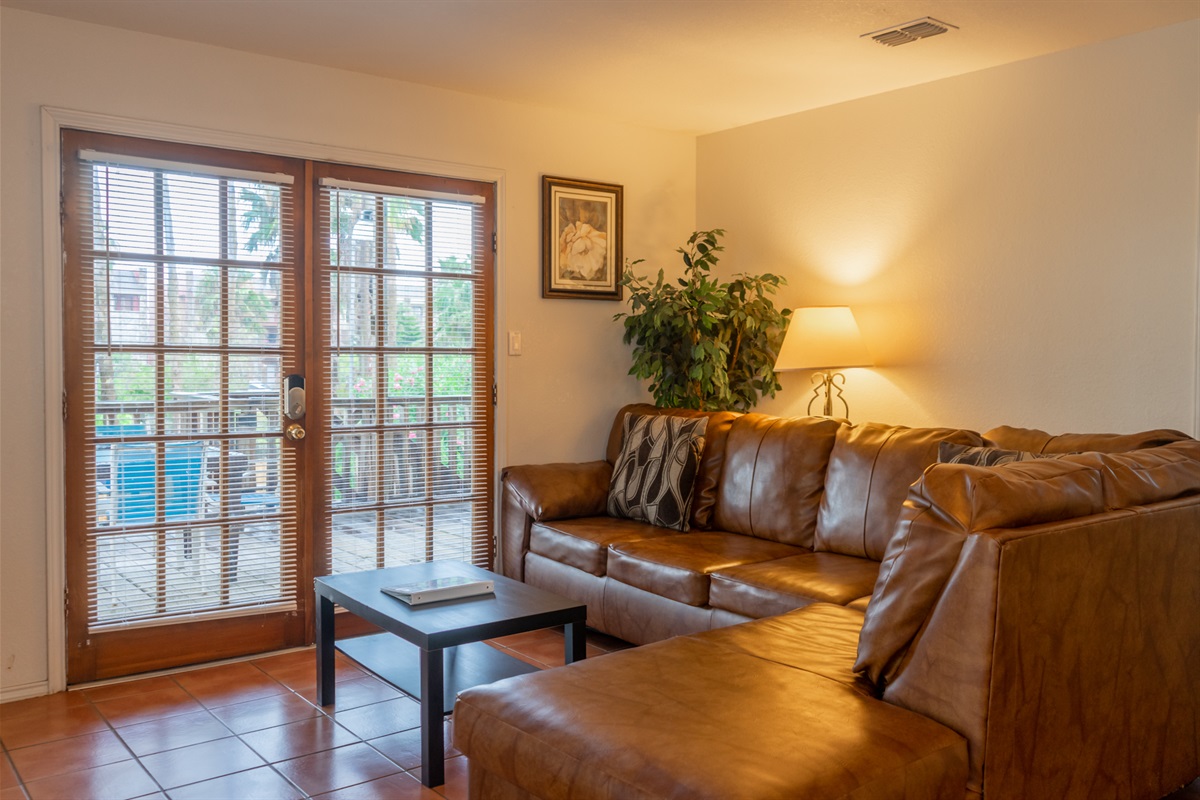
{"left": 938, "top": 441, "right": 1063, "bottom": 466}
{"left": 607, "top": 413, "right": 708, "bottom": 531}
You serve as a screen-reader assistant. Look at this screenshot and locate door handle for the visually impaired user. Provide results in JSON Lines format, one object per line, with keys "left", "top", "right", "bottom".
{"left": 283, "top": 374, "right": 305, "bottom": 420}
{"left": 285, "top": 423, "right": 306, "bottom": 441}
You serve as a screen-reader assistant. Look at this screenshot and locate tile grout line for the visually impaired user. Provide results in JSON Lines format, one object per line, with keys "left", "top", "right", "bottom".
{"left": 1, "top": 742, "right": 32, "bottom": 800}
{"left": 2, "top": 635, "right": 568, "bottom": 799}
{"left": 161, "top": 657, "right": 415, "bottom": 798}
{"left": 88, "top": 674, "right": 175, "bottom": 800}
{"left": 13, "top": 682, "right": 170, "bottom": 800}
{"left": 164, "top": 664, "right": 315, "bottom": 800}
{"left": 11, "top": 662, "right": 313, "bottom": 799}
{"left": 153, "top": 657, "right": 431, "bottom": 799}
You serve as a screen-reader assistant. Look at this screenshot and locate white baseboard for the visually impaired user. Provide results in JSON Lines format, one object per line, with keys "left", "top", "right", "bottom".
{"left": 1, "top": 680, "right": 51, "bottom": 704}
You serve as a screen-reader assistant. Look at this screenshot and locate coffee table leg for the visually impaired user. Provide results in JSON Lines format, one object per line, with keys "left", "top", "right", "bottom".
{"left": 420, "top": 647, "right": 445, "bottom": 788}
{"left": 316, "top": 592, "right": 336, "bottom": 706}
{"left": 564, "top": 619, "right": 586, "bottom": 664}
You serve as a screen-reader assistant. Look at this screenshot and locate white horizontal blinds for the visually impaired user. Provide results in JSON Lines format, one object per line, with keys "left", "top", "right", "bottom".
{"left": 77, "top": 149, "right": 300, "bottom": 629}
{"left": 318, "top": 175, "right": 492, "bottom": 574}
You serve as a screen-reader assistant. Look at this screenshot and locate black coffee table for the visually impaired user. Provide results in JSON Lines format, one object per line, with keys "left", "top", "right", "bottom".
{"left": 314, "top": 561, "right": 587, "bottom": 787}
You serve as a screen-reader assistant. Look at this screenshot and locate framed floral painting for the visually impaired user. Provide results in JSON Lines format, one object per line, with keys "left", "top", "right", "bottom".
{"left": 541, "top": 175, "right": 623, "bottom": 300}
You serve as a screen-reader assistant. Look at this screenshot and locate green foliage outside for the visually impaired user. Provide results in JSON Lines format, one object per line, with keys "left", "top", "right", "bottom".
{"left": 239, "top": 185, "right": 281, "bottom": 260}
{"left": 330, "top": 246, "right": 477, "bottom": 500}
{"left": 90, "top": 172, "right": 479, "bottom": 498}
{"left": 615, "top": 229, "right": 791, "bottom": 412}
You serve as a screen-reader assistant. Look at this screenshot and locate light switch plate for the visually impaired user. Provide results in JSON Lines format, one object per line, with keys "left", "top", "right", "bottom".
{"left": 508, "top": 331, "right": 522, "bottom": 356}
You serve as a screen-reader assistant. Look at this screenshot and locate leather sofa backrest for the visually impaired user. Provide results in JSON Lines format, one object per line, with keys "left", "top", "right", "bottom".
{"left": 1059, "top": 439, "right": 1200, "bottom": 508}
{"left": 813, "top": 423, "right": 984, "bottom": 560}
{"left": 712, "top": 414, "right": 843, "bottom": 547}
{"left": 984, "top": 424, "right": 1192, "bottom": 453}
{"left": 606, "top": 404, "right": 740, "bottom": 530}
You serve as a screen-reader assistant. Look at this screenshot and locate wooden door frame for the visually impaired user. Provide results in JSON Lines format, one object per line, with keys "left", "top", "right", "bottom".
{"left": 61, "top": 129, "right": 311, "bottom": 683}
{"left": 40, "top": 106, "right": 507, "bottom": 694}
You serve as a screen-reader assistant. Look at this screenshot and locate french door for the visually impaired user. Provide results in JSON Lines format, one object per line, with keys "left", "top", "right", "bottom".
{"left": 62, "top": 130, "right": 495, "bottom": 683}
{"left": 312, "top": 163, "right": 495, "bottom": 581}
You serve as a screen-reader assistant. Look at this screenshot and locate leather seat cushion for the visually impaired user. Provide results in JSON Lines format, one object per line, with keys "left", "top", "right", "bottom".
{"left": 702, "top": 603, "right": 873, "bottom": 694}
{"left": 529, "top": 516, "right": 675, "bottom": 576}
{"left": 709, "top": 552, "right": 880, "bottom": 619}
{"left": 847, "top": 595, "right": 872, "bottom": 612}
{"left": 607, "top": 532, "right": 806, "bottom": 606}
{"left": 454, "top": 604, "right": 967, "bottom": 800}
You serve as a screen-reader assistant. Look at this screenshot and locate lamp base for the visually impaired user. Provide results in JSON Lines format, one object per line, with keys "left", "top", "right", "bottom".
{"left": 807, "top": 371, "right": 850, "bottom": 418}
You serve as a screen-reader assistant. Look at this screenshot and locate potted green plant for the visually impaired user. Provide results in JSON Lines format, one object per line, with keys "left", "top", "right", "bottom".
{"left": 615, "top": 229, "right": 791, "bottom": 412}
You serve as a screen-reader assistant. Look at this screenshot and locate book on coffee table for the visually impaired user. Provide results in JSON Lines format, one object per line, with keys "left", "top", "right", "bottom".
{"left": 381, "top": 575, "right": 495, "bottom": 605}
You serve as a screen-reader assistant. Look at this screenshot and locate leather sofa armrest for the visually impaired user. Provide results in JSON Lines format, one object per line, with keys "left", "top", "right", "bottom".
{"left": 881, "top": 501, "right": 1200, "bottom": 799}
{"left": 498, "top": 461, "right": 612, "bottom": 581}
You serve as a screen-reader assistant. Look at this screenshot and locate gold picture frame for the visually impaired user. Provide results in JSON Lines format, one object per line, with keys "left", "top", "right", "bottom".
{"left": 541, "top": 176, "right": 623, "bottom": 300}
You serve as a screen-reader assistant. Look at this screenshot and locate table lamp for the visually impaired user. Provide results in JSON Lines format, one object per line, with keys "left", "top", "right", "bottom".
{"left": 774, "top": 306, "right": 872, "bottom": 418}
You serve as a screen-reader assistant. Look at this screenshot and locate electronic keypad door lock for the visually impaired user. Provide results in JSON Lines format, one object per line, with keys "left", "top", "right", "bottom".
{"left": 283, "top": 374, "right": 306, "bottom": 421}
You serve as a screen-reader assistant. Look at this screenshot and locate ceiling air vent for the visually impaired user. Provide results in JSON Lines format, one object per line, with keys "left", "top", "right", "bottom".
{"left": 862, "top": 17, "right": 958, "bottom": 47}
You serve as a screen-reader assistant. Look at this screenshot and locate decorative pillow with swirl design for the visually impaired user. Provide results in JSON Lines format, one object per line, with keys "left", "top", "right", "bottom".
{"left": 607, "top": 414, "right": 707, "bottom": 531}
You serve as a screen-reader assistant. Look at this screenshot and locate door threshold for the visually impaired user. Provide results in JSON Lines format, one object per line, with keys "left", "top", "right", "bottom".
{"left": 67, "top": 644, "right": 315, "bottom": 692}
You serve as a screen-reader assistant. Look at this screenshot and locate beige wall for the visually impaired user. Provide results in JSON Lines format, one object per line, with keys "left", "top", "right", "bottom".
{"left": 0, "top": 8, "right": 695, "bottom": 696}
{"left": 698, "top": 20, "right": 1200, "bottom": 435}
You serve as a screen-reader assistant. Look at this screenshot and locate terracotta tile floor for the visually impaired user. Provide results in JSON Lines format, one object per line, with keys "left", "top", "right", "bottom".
{"left": 8, "top": 627, "right": 1191, "bottom": 800}
{"left": 0, "top": 627, "right": 631, "bottom": 800}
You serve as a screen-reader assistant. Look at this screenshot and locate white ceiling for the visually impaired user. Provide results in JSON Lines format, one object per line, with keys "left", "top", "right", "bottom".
{"left": 4, "top": 0, "right": 1199, "bottom": 134}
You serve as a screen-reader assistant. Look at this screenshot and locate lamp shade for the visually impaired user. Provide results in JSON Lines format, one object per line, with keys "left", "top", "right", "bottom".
{"left": 775, "top": 306, "right": 872, "bottom": 371}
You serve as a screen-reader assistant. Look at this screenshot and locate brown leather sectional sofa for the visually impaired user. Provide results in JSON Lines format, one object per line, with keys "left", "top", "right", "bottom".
{"left": 455, "top": 405, "right": 1200, "bottom": 799}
